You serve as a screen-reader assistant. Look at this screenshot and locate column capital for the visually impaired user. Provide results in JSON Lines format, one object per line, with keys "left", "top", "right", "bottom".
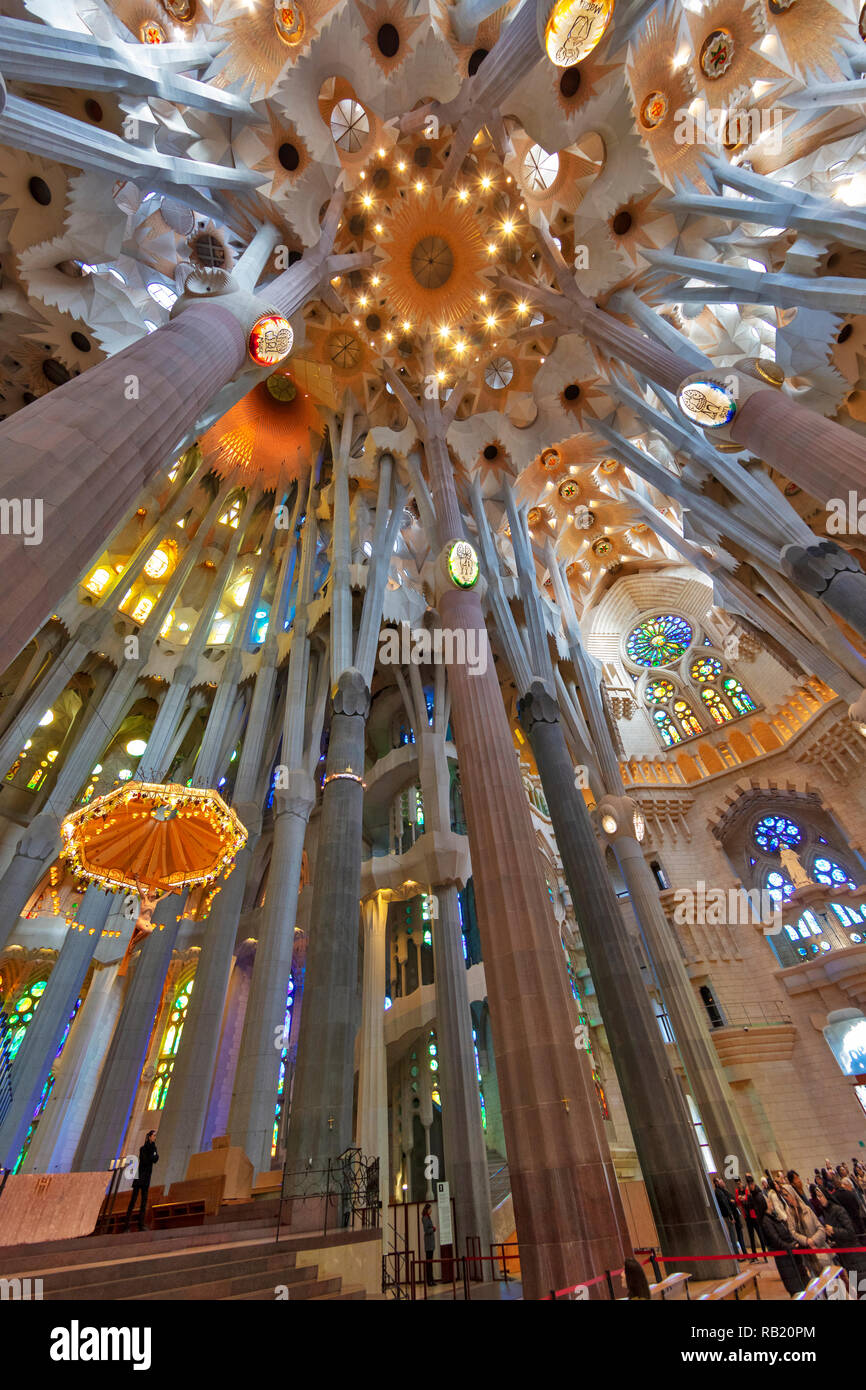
{"left": 231, "top": 802, "right": 263, "bottom": 839}
{"left": 780, "top": 538, "right": 863, "bottom": 595}
{"left": 333, "top": 667, "right": 370, "bottom": 718}
{"left": 15, "top": 811, "right": 60, "bottom": 861}
{"left": 517, "top": 679, "right": 559, "bottom": 732}
{"left": 596, "top": 794, "right": 647, "bottom": 848}
{"left": 273, "top": 770, "right": 316, "bottom": 820}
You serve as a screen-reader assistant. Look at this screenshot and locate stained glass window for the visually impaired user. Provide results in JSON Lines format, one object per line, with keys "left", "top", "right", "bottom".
{"left": 812, "top": 857, "right": 857, "bottom": 890}
{"left": 673, "top": 699, "right": 703, "bottom": 736}
{"left": 148, "top": 975, "right": 194, "bottom": 1111}
{"left": 723, "top": 677, "right": 756, "bottom": 714}
{"left": 272, "top": 976, "right": 295, "bottom": 1156}
{"left": 626, "top": 614, "right": 693, "bottom": 667}
{"left": 645, "top": 679, "right": 675, "bottom": 704}
{"left": 766, "top": 869, "right": 795, "bottom": 904}
{"left": 754, "top": 815, "right": 803, "bottom": 853}
{"left": 690, "top": 656, "right": 723, "bottom": 681}
{"left": 472, "top": 1028, "right": 487, "bottom": 1131}
{"left": 13, "top": 994, "right": 81, "bottom": 1172}
{"left": 5, "top": 978, "right": 48, "bottom": 1061}
{"left": 653, "top": 708, "right": 682, "bottom": 745}
{"left": 701, "top": 688, "right": 733, "bottom": 723}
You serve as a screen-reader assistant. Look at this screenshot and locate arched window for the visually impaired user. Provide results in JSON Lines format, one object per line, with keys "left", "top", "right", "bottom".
{"left": 765, "top": 869, "right": 795, "bottom": 905}
{"left": 148, "top": 974, "right": 194, "bottom": 1111}
{"left": 723, "top": 677, "right": 756, "bottom": 714}
{"left": 673, "top": 699, "right": 703, "bottom": 737}
{"left": 812, "top": 857, "right": 857, "bottom": 890}
{"left": 653, "top": 708, "right": 682, "bottom": 746}
{"left": 701, "top": 688, "right": 733, "bottom": 724}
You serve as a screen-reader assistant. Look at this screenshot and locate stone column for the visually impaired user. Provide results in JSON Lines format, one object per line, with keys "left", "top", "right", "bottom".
{"left": 21, "top": 955, "right": 123, "bottom": 1173}
{"left": 355, "top": 893, "right": 390, "bottom": 1197}
{"left": 602, "top": 807, "right": 758, "bottom": 1178}
{"left": 153, "top": 839, "right": 256, "bottom": 1186}
{"left": 0, "top": 884, "right": 112, "bottom": 1168}
{"left": 73, "top": 892, "right": 184, "bottom": 1171}
{"left": 517, "top": 685, "right": 731, "bottom": 1275}
{"left": 284, "top": 669, "right": 370, "bottom": 1173}
{"left": 0, "top": 303, "right": 247, "bottom": 671}
{"left": 432, "top": 883, "right": 494, "bottom": 1254}
{"left": 780, "top": 540, "right": 866, "bottom": 646}
{"left": 228, "top": 773, "right": 315, "bottom": 1172}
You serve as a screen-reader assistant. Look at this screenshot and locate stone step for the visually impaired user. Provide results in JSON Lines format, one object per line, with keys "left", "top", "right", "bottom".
{"left": 130, "top": 1271, "right": 343, "bottom": 1302}
{"left": 0, "top": 1218, "right": 280, "bottom": 1274}
{"left": 36, "top": 1241, "right": 301, "bottom": 1298}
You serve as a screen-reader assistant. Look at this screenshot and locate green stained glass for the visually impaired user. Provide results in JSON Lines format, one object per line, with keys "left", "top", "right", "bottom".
{"left": 626, "top": 614, "right": 693, "bottom": 668}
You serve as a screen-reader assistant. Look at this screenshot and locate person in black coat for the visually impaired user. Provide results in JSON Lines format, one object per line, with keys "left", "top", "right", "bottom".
{"left": 760, "top": 1210, "right": 810, "bottom": 1296}
{"left": 713, "top": 1177, "right": 745, "bottom": 1255}
{"left": 825, "top": 1180, "right": 866, "bottom": 1235}
{"left": 123, "top": 1131, "right": 159, "bottom": 1232}
{"left": 812, "top": 1187, "right": 866, "bottom": 1278}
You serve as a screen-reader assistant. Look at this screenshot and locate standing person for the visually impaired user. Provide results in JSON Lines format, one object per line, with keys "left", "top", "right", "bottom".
{"left": 743, "top": 1174, "right": 768, "bottom": 1261}
{"left": 123, "top": 1131, "right": 159, "bottom": 1232}
{"left": 713, "top": 1177, "right": 744, "bottom": 1256}
{"left": 826, "top": 1177, "right": 866, "bottom": 1236}
{"left": 812, "top": 1186, "right": 866, "bottom": 1283}
{"left": 760, "top": 1206, "right": 810, "bottom": 1297}
{"left": 421, "top": 1203, "right": 436, "bottom": 1286}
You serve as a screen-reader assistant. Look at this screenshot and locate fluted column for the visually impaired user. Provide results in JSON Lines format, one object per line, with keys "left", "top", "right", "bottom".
{"left": 603, "top": 813, "right": 759, "bottom": 1178}
{"left": 355, "top": 893, "right": 390, "bottom": 1193}
{"left": 284, "top": 669, "right": 370, "bottom": 1172}
{"left": 517, "top": 684, "right": 731, "bottom": 1275}
{"left": 228, "top": 774, "right": 315, "bottom": 1171}
{"left": 73, "top": 892, "right": 185, "bottom": 1171}
{"left": 21, "top": 955, "right": 123, "bottom": 1173}
{"left": 0, "top": 885, "right": 112, "bottom": 1168}
{"left": 154, "top": 838, "right": 256, "bottom": 1185}
{"left": 433, "top": 882, "right": 494, "bottom": 1253}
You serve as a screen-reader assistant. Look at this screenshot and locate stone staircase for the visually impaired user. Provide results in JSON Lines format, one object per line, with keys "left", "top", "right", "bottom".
{"left": 0, "top": 1206, "right": 369, "bottom": 1301}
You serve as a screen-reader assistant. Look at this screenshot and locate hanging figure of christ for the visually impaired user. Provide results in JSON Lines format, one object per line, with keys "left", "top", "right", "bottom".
{"left": 117, "top": 876, "right": 178, "bottom": 977}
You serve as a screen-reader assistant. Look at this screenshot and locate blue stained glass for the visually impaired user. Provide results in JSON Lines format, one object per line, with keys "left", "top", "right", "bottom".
{"left": 813, "top": 857, "right": 856, "bottom": 890}
{"left": 754, "top": 815, "right": 803, "bottom": 854}
{"left": 766, "top": 869, "right": 795, "bottom": 903}
{"left": 626, "top": 614, "right": 693, "bottom": 668}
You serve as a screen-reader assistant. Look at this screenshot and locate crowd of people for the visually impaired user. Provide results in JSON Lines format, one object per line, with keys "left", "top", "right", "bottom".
{"left": 712, "top": 1158, "right": 866, "bottom": 1296}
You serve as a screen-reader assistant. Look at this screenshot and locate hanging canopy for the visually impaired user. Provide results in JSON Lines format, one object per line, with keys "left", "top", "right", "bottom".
{"left": 60, "top": 783, "right": 247, "bottom": 895}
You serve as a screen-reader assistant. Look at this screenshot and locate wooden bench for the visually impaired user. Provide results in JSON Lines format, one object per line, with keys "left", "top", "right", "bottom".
{"left": 151, "top": 1199, "right": 206, "bottom": 1231}
{"left": 649, "top": 1271, "right": 692, "bottom": 1300}
{"left": 700, "top": 1270, "right": 762, "bottom": 1301}
{"left": 795, "top": 1265, "right": 845, "bottom": 1301}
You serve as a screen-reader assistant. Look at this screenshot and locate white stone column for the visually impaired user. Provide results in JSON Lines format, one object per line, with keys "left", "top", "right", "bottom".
{"left": 355, "top": 892, "right": 390, "bottom": 1194}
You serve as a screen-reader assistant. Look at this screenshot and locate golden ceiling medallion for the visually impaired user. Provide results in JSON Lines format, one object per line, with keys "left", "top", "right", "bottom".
{"left": 274, "top": 1, "right": 305, "bottom": 45}
{"left": 540, "top": 446, "right": 562, "bottom": 470}
{"left": 544, "top": 0, "right": 615, "bottom": 68}
{"left": 700, "top": 28, "right": 735, "bottom": 79}
{"left": 592, "top": 536, "right": 613, "bottom": 555}
{"left": 754, "top": 359, "right": 785, "bottom": 387}
{"left": 640, "top": 91, "right": 668, "bottom": 129}
{"left": 599, "top": 458, "right": 619, "bottom": 474}
{"left": 161, "top": 0, "right": 196, "bottom": 20}
{"left": 140, "top": 19, "right": 167, "bottom": 43}
{"left": 378, "top": 192, "right": 489, "bottom": 330}
{"left": 558, "top": 479, "right": 580, "bottom": 500}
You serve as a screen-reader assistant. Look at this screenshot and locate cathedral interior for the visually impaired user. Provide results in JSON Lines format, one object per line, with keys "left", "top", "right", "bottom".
{"left": 1, "top": 0, "right": 866, "bottom": 1312}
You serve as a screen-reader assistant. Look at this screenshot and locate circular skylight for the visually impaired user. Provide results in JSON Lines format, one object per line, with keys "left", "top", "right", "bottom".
{"left": 330, "top": 99, "right": 370, "bottom": 153}
{"left": 523, "top": 145, "right": 560, "bottom": 193}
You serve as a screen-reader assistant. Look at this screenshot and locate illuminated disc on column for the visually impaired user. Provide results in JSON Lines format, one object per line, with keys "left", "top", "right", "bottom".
{"left": 544, "top": 0, "right": 614, "bottom": 68}
{"left": 677, "top": 378, "right": 737, "bottom": 429}
{"left": 446, "top": 540, "right": 480, "bottom": 589}
{"left": 248, "top": 314, "right": 293, "bottom": 366}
